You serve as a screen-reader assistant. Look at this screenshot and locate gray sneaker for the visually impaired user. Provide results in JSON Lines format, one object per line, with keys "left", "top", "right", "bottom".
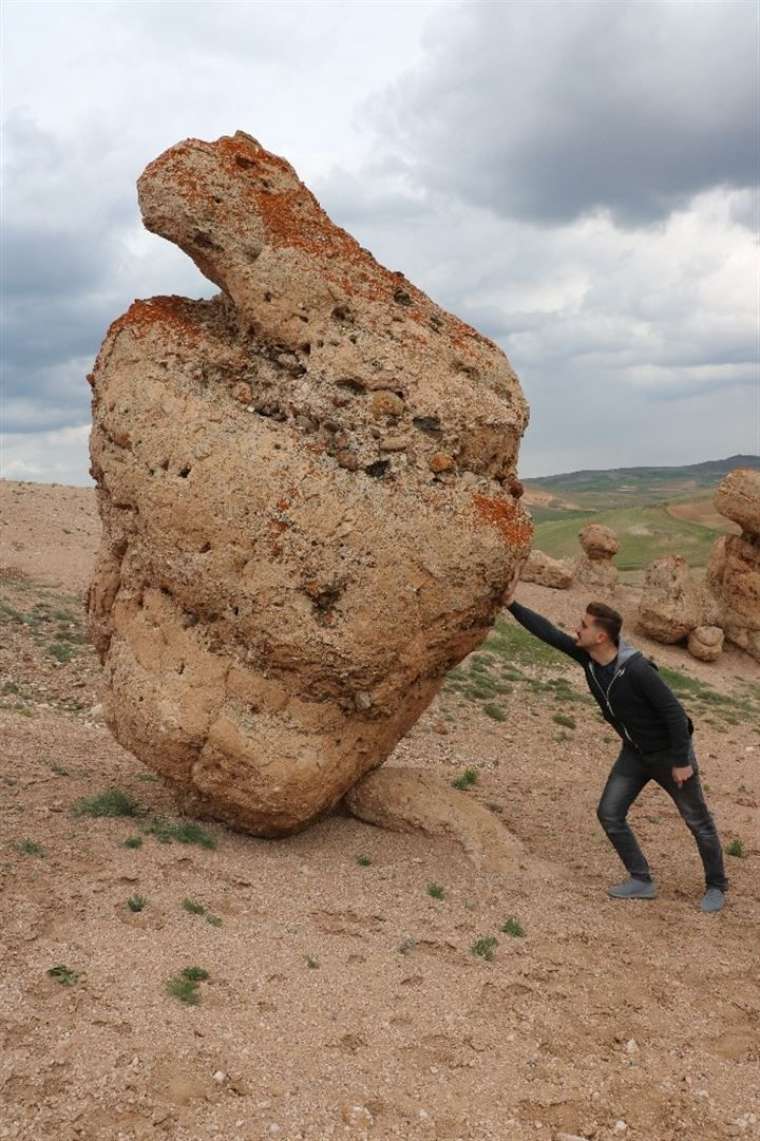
{"left": 701, "top": 887, "right": 726, "bottom": 913}
{"left": 607, "top": 878, "right": 657, "bottom": 900}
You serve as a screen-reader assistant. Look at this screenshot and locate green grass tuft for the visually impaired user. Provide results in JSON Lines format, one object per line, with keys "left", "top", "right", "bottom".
{"left": 552, "top": 712, "right": 576, "bottom": 729}
{"left": 166, "top": 975, "right": 200, "bottom": 1005}
{"left": 427, "top": 882, "right": 445, "bottom": 900}
{"left": 47, "top": 964, "right": 79, "bottom": 986}
{"left": 123, "top": 835, "right": 143, "bottom": 849}
{"left": 144, "top": 817, "right": 216, "bottom": 848}
{"left": 182, "top": 898, "right": 206, "bottom": 915}
{"left": 181, "top": 966, "right": 209, "bottom": 982}
{"left": 16, "top": 838, "right": 45, "bottom": 857}
{"left": 483, "top": 703, "right": 506, "bottom": 721}
{"left": 471, "top": 935, "right": 498, "bottom": 961}
{"left": 356, "top": 854, "right": 372, "bottom": 867}
{"left": 127, "top": 895, "right": 147, "bottom": 913}
{"left": 452, "top": 767, "right": 479, "bottom": 790}
{"left": 726, "top": 838, "right": 745, "bottom": 858}
{"left": 500, "top": 916, "right": 525, "bottom": 938}
{"left": 74, "top": 788, "right": 142, "bottom": 818}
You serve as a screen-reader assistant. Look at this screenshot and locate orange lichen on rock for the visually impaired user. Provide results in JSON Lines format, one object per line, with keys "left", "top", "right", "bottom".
{"left": 472, "top": 494, "right": 534, "bottom": 549}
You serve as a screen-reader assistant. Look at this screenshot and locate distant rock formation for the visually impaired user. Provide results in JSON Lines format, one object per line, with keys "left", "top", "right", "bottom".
{"left": 521, "top": 548, "right": 573, "bottom": 589}
{"left": 87, "top": 131, "right": 532, "bottom": 837}
{"left": 574, "top": 523, "right": 619, "bottom": 593}
{"left": 707, "top": 468, "right": 760, "bottom": 662}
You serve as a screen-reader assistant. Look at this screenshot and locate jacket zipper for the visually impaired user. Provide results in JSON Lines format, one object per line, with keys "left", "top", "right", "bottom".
{"left": 589, "top": 662, "right": 636, "bottom": 748}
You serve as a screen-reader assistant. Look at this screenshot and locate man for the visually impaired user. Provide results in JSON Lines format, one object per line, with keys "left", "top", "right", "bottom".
{"left": 503, "top": 581, "right": 728, "bottom": 913}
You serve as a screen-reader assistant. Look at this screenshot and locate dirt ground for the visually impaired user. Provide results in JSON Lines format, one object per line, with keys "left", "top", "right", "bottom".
{"left": 1, "top": 479, "right": 758, "bottom": 1141}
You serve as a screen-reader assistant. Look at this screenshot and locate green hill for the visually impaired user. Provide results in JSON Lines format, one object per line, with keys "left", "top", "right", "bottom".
{"left": 525, "top": 454, "right": 760, "bottom": 512}
{"left": 524, "top": 455, "right": 758, "bottom": 573}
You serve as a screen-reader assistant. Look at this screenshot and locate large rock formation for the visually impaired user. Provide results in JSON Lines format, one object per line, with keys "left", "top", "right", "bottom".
{"left": 707, "top": 468, "right": 760, "bottom": 662}
{"left": 87, "top": 131, "right": 532, "bottom": 836}
{"left": 638, "top": 555, "right": 701, "bottom": 644}
{"left": 520, "top": 548, "right": 573, "bottom": 589}
{"left": 574, "top": 523, "right": 619, "bottom": 593}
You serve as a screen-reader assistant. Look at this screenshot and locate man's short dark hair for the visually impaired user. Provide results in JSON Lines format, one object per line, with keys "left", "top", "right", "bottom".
{"left": 586, "top": 601, "right": 623, "bottom": 646}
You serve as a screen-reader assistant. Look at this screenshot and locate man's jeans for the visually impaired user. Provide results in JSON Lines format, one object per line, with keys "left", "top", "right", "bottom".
{"left": 596, "top": 744, "right": 728, "bottom": 891}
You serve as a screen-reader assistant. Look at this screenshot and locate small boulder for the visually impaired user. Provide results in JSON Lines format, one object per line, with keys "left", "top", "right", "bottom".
{"left": 520, "top": 549, "right": 573, "bottom": 589}
{"left": 638, "top": 555, "right": 701, "bottom": 643}
{"left": 688, "top": 625, "right": 724, "bottom": 662}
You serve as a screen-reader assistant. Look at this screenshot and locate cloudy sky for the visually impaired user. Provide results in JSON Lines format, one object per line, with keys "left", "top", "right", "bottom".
{"left": 2, "top": 0, "right": 758, "bottom": 484}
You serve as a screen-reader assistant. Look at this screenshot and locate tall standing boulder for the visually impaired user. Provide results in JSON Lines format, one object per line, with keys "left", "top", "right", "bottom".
{"left": 574, "top": 523, "right": 619, "bottom": 593}
{"left": 707, "top": 468, "right": 760, "bottom": 662}
{"left": 87, "top": 131, "right": 532, "bottom": 836}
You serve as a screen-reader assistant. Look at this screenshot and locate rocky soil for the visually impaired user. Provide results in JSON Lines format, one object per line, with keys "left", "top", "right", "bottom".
{"left": 1, "top": 479, "right": 758, "bottom": 1141}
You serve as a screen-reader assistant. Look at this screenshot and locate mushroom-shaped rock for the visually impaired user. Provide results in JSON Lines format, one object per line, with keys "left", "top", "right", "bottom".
{"left": 638, "top": 555, "right": 701, "bottom": 644}
{"left": 521, "top": 549, "right": 573, "bottom": 589}
{"left": 687, "top": 626, "right": 724, "bottom": 663}
{"left": 580, "top": 523, "right": 619, "bottom": 560}
{"left": 87, "top": 131, "right": 532, "bottom": 837}
{"left": 345, "top": 768, "right": 524, "bottom": 874}
{"left": 575, "top": 523, "right": 619, "bottom": 592}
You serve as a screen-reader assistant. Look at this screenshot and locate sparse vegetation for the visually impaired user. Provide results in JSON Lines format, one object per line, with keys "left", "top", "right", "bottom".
{"left": 501, "top": 916, "right": 525, "bottom": 938}
{"left": 182, "top": 898, "right": 206, "bottom": 915}
{"left": 398, "top": 936, "right": 416, "bottom": 955}
{"left": 452, "top": 767, "right": 479, "bottom": 790}
{"left": 726, "top": 838, "right": 746, "bottom": 858}
{"left": 483, "top": 703, "right": 506, "bottom": 721}
{"left": 16, "top": 838, "right": 45, "bottom": 856}
{"left": 166, "top": 974, "right": 200, "bottom": 1005}
{"left": 48, "top": 642, "right": 76, "bottom": 664}
{"left": 47, "top": 964, "right": 79, "bottom": 986}
{"left": 471, "top": 936, "right": 498, "bottom": 961}
{"left": 144, "top": 817, "right": 216, "bottom": 848}
{"left": 305, "top": 955, "right": 320, "bottom": 969}
{"left": 356, "top": 854, "right": 372, "bottom": 867}
{"left": 123, "top": 835, "right": 143, "bottom": 849}
{"left": 181, "top": 966, "right": 209, "bottom": 982}
{"left": 74, "top": 788, "right": 142, "bottom": 818}
{"left": 205, "top": 914, "right": 223, "bottom": 927}
{"left": 427, "top": 882, "right": 445, "bottom": 900}
{"left": 553, "top": 712, "right": 576, "bottom": 729}
{"left": 127, "top": 895, "right": 147, "bottom": 913}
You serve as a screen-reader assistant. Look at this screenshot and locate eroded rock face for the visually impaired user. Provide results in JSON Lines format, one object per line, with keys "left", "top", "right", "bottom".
{"left": 521, "top": 549, "right": 573, "bottom": 589}
{"left": 88, "top": 131, "right": 532, "bottom": 836}
{"left": 688, "top": 626, "right": 724, "bottom": 663}
{"left": 574, "top": 523, "right": 619, "bottom": 593}
{"left": 638, "top": 555, "right": 701, "bottom": 644}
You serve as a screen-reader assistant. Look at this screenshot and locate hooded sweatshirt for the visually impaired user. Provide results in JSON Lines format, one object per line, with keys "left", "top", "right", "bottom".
{"left": 507, "top": 602, "right": 693, "bottom": 765}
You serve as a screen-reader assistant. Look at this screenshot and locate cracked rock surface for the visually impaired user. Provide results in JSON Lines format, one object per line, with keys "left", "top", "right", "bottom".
{"left": 87, "top": 131, "right": 532, "bottom": 835}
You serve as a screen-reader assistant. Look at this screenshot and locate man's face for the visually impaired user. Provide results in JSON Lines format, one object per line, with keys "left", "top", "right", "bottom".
{"left": 575, "top": 610, "right": 604, "bottom": 650}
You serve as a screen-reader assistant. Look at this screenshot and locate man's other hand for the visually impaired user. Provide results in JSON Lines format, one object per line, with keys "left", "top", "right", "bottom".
{"left": 672, "top": 764, "right": 694, "bottom": 787}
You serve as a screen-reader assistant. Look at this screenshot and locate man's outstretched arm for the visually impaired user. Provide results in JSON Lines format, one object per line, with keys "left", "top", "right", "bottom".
{"left": 502, "top": 574, "right": 587, "bottom": 664}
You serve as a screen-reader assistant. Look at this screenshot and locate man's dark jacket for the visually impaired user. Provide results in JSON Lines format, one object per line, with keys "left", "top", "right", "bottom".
{"left": 507, "top": 602, "right": 693, "bottom": 765}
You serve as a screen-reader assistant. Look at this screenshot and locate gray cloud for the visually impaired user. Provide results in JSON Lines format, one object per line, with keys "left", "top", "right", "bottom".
{"left": 375, "top": 1, "right": 758, "bottom": 226}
